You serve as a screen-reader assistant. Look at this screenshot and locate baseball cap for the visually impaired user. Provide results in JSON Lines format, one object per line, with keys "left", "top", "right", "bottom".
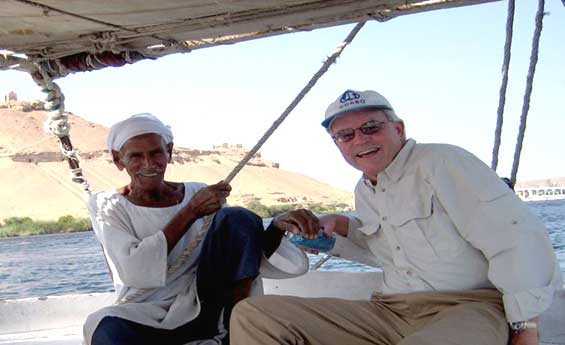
{"left": 322, "top": 89, "right": 396, "bottom": 129}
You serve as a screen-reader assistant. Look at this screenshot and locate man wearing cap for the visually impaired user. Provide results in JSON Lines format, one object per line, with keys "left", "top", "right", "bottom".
{"left": 230, "top": 90, "right": 562, "bottom": 345}
{"left": 83, "top": 113, "right": 306, "bottom": 345}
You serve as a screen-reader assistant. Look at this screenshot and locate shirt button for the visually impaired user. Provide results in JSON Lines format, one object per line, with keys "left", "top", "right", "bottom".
{"left": 382, "top": 216, "right": 388, "bottom": 221}
{"left": 396, "top": 246, "right": 401, "bottom": 251}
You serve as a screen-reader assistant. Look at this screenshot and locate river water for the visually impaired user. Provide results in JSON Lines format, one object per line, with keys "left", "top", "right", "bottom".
{"left": 1, "top": 200, "right": 564, "bottom": 300}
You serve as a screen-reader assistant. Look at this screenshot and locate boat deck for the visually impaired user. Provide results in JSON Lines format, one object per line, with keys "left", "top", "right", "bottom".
{"left": 0, "top": 326, "right": 80, "bottom": 345}
{"left": 1, "top": 272, "right": 563, "bottom": 345}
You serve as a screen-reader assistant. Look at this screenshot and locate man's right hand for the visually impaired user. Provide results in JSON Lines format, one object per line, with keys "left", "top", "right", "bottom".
{"left": 186, "top": 181, "right": 231, "bottom": 218}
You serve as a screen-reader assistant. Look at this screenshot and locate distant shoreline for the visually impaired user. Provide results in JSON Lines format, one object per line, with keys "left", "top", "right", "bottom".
{"left": 0, "top": 228, "right": 92, "bottom": 238}
{"left": 0, "top": 216, "right": 92, "bottom": 238}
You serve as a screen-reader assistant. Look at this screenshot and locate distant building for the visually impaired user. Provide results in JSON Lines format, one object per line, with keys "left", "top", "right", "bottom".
{"left": 515, "top": 186, "right": 565, "bottom": 201}
{"left": 4, "top": 91, "right": 17, "bottom": 102}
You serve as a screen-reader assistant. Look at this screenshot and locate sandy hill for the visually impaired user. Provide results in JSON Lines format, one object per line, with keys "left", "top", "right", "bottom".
{"left": 0, "top": 102, "right": 353, "bottom": 221}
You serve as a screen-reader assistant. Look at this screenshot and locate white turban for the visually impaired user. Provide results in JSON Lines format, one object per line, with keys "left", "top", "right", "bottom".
{"left": 107, "top": 113, "right": 174, "bottom": 152}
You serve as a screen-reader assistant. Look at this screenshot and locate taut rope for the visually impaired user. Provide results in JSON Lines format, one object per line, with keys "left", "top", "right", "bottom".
{"left": 509, "top": 0, "right": 546, "bottom": 185}
{"left": 117, "top": 21, "right": 367, "bottom": 304}
{"left": 491, "top": 0, "right": 515, "bottom": 171}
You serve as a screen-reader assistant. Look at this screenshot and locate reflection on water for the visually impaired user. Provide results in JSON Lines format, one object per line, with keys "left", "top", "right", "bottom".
{"left": 1, "top": 200, "right": 564, "bottom": 300}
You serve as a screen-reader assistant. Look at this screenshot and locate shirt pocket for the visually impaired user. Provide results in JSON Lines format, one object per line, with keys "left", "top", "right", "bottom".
{"left": 388, "top": 178, "right": 439, "bottom": 262}
{"left": 388, "top": 177, "right": 465, "bottom": 260}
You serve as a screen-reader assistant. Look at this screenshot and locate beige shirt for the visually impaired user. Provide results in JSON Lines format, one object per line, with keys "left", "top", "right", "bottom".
{"left": 348, "top": 139, "right": 562, "bottom": 323}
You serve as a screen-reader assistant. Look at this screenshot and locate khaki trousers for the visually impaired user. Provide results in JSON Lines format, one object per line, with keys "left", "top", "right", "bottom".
{"left": 230, "top": 289, "right": 508, "bottom": 345}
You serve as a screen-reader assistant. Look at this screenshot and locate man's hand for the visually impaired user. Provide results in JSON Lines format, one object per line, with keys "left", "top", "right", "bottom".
{"left": 319, "top": 214, "right": 350, "bottom": 238}
{"left": 272, "top": 209, "right": 320, "bottom": 239}
{"left": 186, "top": 181, "right": 231, "bottom": 218}
{"left": 510, "top": 328, "right": 538, "bottom": 345}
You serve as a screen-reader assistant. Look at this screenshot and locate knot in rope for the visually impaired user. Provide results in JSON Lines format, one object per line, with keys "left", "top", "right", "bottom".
{"left": 41, "top": 84, "right": 71, "bottom": 137}
{"left": 89, "top": 31, "right": 119, "bottom": 53}
{"left": 32, "top": 61, "right": 91, "bottom": 196}
{"left": 70, "top": 167, "right": 91, "bottom": 192}
{"left": 89, "top": 31, "right": 118, "bottom": 44}
{"left": 34, "top": 65, "right": 71, "bottom": 137}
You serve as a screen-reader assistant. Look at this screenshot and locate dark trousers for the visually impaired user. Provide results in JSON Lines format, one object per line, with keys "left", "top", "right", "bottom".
{"left": 91, "top": 207, "right": 265, "bottom": 345}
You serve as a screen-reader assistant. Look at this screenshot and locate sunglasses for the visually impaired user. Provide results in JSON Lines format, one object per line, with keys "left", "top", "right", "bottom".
{"left": 331, "top": 120, "right": 389, "bottom": 143}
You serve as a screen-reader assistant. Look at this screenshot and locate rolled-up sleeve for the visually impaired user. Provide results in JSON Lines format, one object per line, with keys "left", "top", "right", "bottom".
{"left": 430, "top": 147, "right": 562, "bottom": 322}
{"left": 347, "top": 216, "right": 371, "bottom": 250}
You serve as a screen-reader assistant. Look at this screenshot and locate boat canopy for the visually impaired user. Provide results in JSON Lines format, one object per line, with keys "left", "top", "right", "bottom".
{"left": 1, "top": 0, "right": 499, "bottom": 78}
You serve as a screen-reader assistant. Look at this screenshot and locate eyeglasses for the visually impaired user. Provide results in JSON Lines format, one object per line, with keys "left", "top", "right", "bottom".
{"left": 331, "top": 120, "right": 389, "bottom": 143}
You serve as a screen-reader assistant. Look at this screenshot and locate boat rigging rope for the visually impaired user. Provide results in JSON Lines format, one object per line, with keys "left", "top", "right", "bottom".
{"left": 116, "top": 20, "right": 366, "bottom": 304}
{"left": 34, "top": 65, "right": 92, "bottom": 197}
{"left": 491, "top": 0, "right": 515, "bottom": 171}
{"left": 509, "top": 0, "right": 546, "bottom": 185}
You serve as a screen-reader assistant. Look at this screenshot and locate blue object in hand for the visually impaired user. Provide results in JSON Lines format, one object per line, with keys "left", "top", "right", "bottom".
{"left": 289, "top": 229, "right": 336, "bottom": 252}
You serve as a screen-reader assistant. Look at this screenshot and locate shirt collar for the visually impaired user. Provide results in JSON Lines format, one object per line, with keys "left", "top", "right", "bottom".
{"left": 362, "top": 138, "right": 416, "bottom": 186}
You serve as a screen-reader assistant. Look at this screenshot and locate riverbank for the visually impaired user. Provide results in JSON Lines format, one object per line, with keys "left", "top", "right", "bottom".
{"left": 0, "top": 201, "right": 349, "bottom": 238}
{"left": 0, "top": 216, "right": 91, "bottom": 238}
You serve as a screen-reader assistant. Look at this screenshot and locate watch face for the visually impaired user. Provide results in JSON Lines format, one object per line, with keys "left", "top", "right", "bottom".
{"left": 510, "top": 321, "right": 536, "bottom": 332}
{"left": 510, "top": 322, "right": 525, "bottom": 330}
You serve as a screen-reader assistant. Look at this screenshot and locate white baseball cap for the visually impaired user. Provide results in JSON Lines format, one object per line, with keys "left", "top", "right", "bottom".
{"left": 322, "top": 89, "right": 396, "bottom": 128}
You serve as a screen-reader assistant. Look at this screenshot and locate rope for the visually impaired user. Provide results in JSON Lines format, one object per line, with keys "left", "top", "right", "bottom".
{"left": 34, "top": 63, "right": 92, "bottom": 196}
{"left": 510, "top": 0, "right": 546, "bottom": 185}
{"left": 490, "top": 0, "right": 515, "bottom": 171}
{"left": 311, "top": 254, "right": 333, "bottom": 270}
{"left": 116, "top": 20, "right": 367, "bottom": 304}
{"left": 224, "top": 21, "right": 366, "bottom": 184}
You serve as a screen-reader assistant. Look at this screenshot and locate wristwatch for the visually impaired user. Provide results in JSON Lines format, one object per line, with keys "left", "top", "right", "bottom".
{"left": 509, "top": 321, "right": 537, "bottom": 333}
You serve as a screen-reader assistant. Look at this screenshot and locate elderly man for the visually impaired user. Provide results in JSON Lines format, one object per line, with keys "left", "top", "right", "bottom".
{"left": 83, "top": 113, "right": 300, "bottom": 345}
{"left": 230, "top": 90, "right": 562, "bottom": 345}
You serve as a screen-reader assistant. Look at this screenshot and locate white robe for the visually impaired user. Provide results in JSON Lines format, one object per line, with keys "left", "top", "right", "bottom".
{"left": 83, "top": 182, "right": 308, "bottom": 345}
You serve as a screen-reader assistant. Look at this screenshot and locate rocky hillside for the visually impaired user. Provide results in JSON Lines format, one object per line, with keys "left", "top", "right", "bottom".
{"left": 0, "top": 102, "right": 353, "bottom": 221}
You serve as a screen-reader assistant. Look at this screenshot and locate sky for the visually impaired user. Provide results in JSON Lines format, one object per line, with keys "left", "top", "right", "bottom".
{"left": 1, "top": 1, "right": 564, "bottom": 192}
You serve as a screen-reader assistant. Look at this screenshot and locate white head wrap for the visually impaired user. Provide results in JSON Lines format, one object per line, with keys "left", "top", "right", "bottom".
{"left": 107, "top": 113, "right": 174, "bottom": 152}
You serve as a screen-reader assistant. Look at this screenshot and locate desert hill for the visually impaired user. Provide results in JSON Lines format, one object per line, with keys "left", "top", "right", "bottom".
{"left": 0, "top": 101, "right": 353, "bottom": 221}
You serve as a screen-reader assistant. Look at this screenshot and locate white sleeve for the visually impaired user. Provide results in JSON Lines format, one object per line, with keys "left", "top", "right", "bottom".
{"left": 87, "top": 193, "right": 168, "bottom": 289}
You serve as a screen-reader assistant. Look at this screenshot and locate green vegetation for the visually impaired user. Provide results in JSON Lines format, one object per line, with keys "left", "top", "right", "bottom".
{"left": 246, "top": 200, "right": 351, "bottom": 218}
{"left": 0, "top": 215, "right": 92, "bottom": 237}
{"left": 0, "top": 201, "right": 351, "bottom": 237}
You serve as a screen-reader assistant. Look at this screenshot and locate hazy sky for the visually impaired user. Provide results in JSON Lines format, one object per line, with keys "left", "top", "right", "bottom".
{"left": 2, "top": 1, "right": 564, "bottom": 191}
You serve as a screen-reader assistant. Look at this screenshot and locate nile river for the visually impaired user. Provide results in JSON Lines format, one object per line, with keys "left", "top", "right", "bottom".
{"left": 1, "top": 200, "right": 564, "bottom": 300}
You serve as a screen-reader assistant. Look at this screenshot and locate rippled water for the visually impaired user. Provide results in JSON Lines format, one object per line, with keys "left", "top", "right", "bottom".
{"left": 1, "top": 200, "right": 564, "bottom": 300}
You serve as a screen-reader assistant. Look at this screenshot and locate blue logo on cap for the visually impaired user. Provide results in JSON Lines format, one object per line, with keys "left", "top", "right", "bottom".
{"left": 339, "top": 90, "right": 360, "bottom": 103}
